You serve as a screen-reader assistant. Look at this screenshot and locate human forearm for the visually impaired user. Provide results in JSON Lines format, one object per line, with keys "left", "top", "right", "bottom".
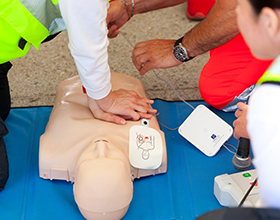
{"left": 133, "top": 0, "right": 187, "bottom": 14}
{"left": 107, "top": 0, "right": 186, "bottom": 38}
{"left": 182, "top": 0, "right": 239, "bottom": 57}
{"left": 59, "top": 0, "right": 111, "bottom": 100}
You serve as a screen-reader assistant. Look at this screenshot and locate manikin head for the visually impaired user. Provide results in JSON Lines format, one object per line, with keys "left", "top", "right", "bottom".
{"left": 73, "top": 139, "right": 133, "bottom": 220}
{"left": 236, "top": 0, "right": 280, "bottom": 59}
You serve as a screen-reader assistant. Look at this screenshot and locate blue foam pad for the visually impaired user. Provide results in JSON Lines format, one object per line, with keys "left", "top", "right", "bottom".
{"left": 0, "top": 100, "right": 253, "bottom": 219}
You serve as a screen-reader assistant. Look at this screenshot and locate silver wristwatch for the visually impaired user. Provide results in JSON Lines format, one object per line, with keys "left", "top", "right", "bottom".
{"left": 173, "top": 36, "right": 193, "bottom": 62}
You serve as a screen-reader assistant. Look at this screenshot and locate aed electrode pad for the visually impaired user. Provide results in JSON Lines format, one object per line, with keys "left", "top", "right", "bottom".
{"left": 129, "top": 121, "right": 163, "bottom": 170}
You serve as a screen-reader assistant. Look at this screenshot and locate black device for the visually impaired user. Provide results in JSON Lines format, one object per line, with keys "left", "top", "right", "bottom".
{"left": 232, "top": 137, "right": 252, "bottom": 171}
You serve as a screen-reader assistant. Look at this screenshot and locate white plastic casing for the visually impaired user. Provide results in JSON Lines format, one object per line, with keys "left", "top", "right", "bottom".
{"left": 214, "top": 169, "right": 260, "bottom": 207}
{"left": 179, "top": 105, "right": 233, "bottom": 157}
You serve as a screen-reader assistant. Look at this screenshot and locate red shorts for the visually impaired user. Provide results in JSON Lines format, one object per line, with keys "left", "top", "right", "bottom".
{"left": 199, "top": 34, "right": 273, "bottom": 110}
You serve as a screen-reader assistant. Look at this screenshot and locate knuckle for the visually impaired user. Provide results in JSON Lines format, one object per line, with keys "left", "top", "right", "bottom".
{"left": 130, "top": 96, "right": 137, "bottom": 103}
{"left": 123, "top": 106, "right": 132, "bottom": 113}
{"left": 130, "top": 90, "right": 137, "bottom": 95}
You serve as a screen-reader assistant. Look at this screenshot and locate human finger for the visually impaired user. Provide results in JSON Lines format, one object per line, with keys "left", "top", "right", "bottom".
{"left": 236, "top": 102, "right": 247, "bottom": 110}
{"left": 131, "top": 101, "right": 157, "bottom": 115}
{"left": 138, "top": 112, "right": 153, "bottom": 119}
{"left": 123, "top": 91, "right": 157, "bottom": 114}
{"left": 232, "top": 116, "right": 249, "bottom": 140}
{"left": 132, "top": 41, "right": 155, "bottom": 69}
{"left": 95, "top": 111, "right": 127, "bottom": 125}
{"left": 125, "top": 90, "right": 155, "bottom": 106}
{"left": 123, "top": 90, "right": 152, "bottom": 106}
{"left": 235, "top": 109, "right": 242, "bottom": 117}
{"left": 232, "top": 118, "right": 237, "bottom": 128}
{"left": 233, "top": 120, "right": 240, "bottom": 139}
{"left": 120, "top": 107, "right": 141, "bottom": 121}
{"left": 107, "top": 25, "right": 119, "bottom": 38}
{"left": 130, "top": 102, "right": 151, "bottom": 114}
{"left": 139, "top": 61, "right": 155, "bottom": 76}
{"left": 130, "top": 97, "right": 157, "bottom": 114}
{"left": 233, "top": 131, "right": 240, "bottom": 140}
{"left": 145, "top": 99, "right": 154, "bottom": 104}
{"left": 132, "top": 51, "right": 150, "bottom": 71}
{"left": 147, "top": 108, "right": 157, "bottom": 114}
{"left": 88, "top": 98, "right": 127, "bottom": 125}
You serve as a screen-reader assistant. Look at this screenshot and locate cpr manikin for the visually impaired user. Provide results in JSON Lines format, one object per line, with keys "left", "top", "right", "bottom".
{"left": 39, "top": 72, "right": 167, "bottom": 220}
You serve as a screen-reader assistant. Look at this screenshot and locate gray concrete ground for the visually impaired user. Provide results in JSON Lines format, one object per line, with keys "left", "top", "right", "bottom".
{"left": 8, "top": 2, "right": 208, "bottom": 107}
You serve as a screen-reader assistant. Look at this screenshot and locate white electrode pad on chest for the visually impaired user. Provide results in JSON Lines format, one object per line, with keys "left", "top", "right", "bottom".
{"left": 178, "top": 105, "right": 233, "bottom": 157}
{"left": 129, "top": 120, "right": 163, "bottom": 169}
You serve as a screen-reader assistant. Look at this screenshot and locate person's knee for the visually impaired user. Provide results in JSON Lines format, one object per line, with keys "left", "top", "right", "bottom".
{"left": 199, "top": 73, "right": 232, "bottom": 110}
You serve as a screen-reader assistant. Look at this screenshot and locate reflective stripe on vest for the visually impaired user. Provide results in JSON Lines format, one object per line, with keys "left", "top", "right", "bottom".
{"left": 258, "top": 56, "right": 280, "bottom": 85}
{"left": 0, "top": 0, "right": 65, "bottom": 64}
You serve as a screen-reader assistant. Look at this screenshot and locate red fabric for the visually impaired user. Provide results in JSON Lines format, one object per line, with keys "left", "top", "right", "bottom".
{"left": 187, "top": 0, "right": 215, "bottom": 20}
{"left": 199, "top": 34, "right": 273, "bottom": 110}
{"left": 82, "top": 86, "right": 87, "bottom": 94}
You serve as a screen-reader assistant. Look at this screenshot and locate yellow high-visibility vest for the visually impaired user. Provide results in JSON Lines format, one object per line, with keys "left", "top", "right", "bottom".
{"left": 258, "top": 56, "right": 280, "bottom": 85}
{"left": 0, "top": 0, "right": 66, "bottom": 64}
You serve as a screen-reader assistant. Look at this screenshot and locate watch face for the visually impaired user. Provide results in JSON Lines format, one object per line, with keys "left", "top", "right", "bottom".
{"left": 173, "top": 45, "right": 188, "bottom": 62}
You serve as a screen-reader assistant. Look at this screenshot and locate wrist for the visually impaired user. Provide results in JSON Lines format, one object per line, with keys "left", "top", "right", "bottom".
{"left": 173, "top": 36, "right": 194, "bottom": 62}
{"left": 119, "top": 0, "right": 135, "bottom": 20}
{"left": 95, "top": 91, "right": 114, "bottom": 110}
{"left": 181, "top": 29, "right": 211, "bottom": 57}
{"left": 131, "top": 0, "right": 147, "bottom": 14}
{"left": 181, "top": 35, "right": 196, "bottom": 58}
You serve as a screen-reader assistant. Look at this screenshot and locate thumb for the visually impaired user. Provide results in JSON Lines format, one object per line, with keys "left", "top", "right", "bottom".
{"left": 94, "top": 111, "right": 127, "bottom": 125}
{"left": 139, "top": 62, "right": 154, "bottom": 76}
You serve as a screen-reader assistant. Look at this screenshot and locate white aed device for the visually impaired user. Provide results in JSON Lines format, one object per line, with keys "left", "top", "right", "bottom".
{"left": 178, "top": 105, "right": 233, "bottom": 157}
{"left": 214, "top": 169, "right": 260, "bottom": 207}
{"left": 129, "top": 119, "right": 163, "bottom": 170}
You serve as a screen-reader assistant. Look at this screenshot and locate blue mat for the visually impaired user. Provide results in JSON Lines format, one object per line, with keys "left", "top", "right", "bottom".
{"left": 0, "top": 100, "right": 253, "bottom": 220}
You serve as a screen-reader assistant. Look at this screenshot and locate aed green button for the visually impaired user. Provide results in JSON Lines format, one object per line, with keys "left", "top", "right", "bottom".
{"left": 243, "top": 173, "right": 251, "bottom": 178}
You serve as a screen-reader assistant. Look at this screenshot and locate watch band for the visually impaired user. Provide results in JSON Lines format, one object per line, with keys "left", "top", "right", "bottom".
{"left": 174, "top": 36, "right": 184, "bottom": 47}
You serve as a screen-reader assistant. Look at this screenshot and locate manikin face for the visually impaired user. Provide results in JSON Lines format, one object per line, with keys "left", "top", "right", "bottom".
{"left": 76, "top": 139, "right": 129, "bottom": 164}
{"left": 73, "top": 139, "right": 133, "bottom": 220}
{"left": 236, "top": 0, "right": 280, "bottom": 59}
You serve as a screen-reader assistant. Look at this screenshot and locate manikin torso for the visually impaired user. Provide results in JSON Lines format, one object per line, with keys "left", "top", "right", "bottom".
{"left": 39, "top": 72, "right": 167, "bottom": 220}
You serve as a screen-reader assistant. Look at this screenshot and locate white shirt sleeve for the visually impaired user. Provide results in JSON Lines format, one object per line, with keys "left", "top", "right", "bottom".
{"left": 247, "top": 83, "right": 280, "bottom": 209}
{"left": 58, "top": 0, "right": 111, "bottom": 100}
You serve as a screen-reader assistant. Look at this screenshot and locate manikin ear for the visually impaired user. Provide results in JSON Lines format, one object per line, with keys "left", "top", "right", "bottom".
{"left": 259, "top": 7, "right": 280, "bottom": 38}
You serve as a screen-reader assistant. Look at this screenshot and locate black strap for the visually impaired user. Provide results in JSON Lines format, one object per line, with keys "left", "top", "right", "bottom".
{"left": 174, "top": 36, "right": 184, "bottom": 47}
{"left": 42, "top": 32, "right": 61, "bottom": 43}
{"left": 18, "top": 38, "right": 27, "bottom": 50}
{"left": 18, "top": 31, "right": 61, "bottom": 50}
{"left": 262, "top": 81, "right": 280, "bottom": 86}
